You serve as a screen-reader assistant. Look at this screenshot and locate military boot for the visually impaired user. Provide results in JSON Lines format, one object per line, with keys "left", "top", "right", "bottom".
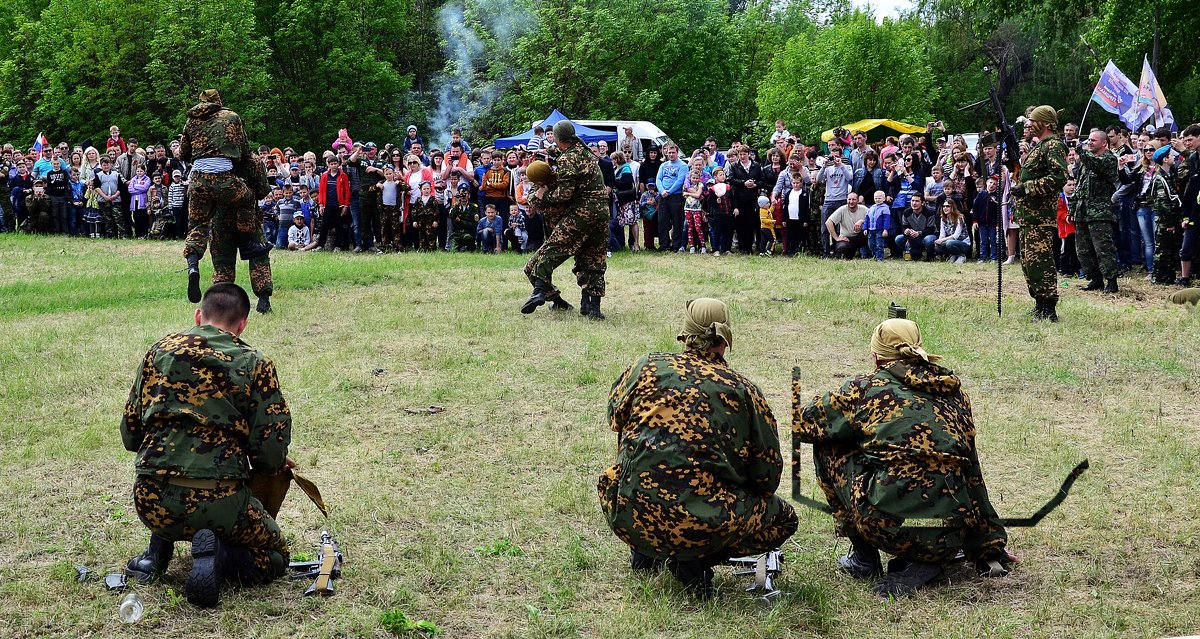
{"left": 186, "top": 529, "right": 228, "bottom": 608}
{"left": 521, "top": 278, "right": 551, "bottom": 314}
{"left": 630, "top": 549, "right": 665, "bottom": 573}
{"left": 1104, "top": 277, "right": 1119, "bottom": 294}
{"left": 549, "top": 290, "right": 574, "bottom": 312}
{"left": 667, "top": 558, "right": 715, "bottom": 599}
{"left": 579, "top": 294, "right": 590, "bottom": 316}
{"left": 1081, "top": 277, "right": 1104, "bottom": 291}
{"left": 1041, "top": 298, "right": 1059, "bottom": 322}
{"left": 256, "top": 295, "right": 272, "bottom": 314}
{"left": 836, "top": 534, "right": 882, "bottom": 580}
{"left": 125, "top": 534, "right": 174, "bottom": 584}
{"left": 873, "top": 559, "right": 943, "bottom": 598}
{"left": 238, "top": 238, "right": 274, "bottom": 261}
{"left": 585, "top": 294, "right": 605, "bottom": 321}
{"left": 186, "top": 255, "right": 202, "bottom": 303}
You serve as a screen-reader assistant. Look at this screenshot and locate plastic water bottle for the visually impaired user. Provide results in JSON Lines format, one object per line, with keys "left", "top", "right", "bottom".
{"left": 118, "top": 593, "right": 143, "bottom": 623}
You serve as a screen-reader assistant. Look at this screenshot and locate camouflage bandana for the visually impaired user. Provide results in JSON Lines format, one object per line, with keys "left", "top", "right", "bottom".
{"left": 198, "top": 89, "right": 223, "bottom": 106}
{"left": 678, "top": 298, "right": 733, "bottom": 351}
{"left": 1028, "top": 105, "right": 1061, "bottom": 127}
{"left": 871, "top": 319, "right": 941, "bottom": 362}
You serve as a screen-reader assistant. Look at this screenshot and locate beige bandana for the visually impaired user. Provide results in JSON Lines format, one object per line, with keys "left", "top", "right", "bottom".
{"left": 678, "top": 298, "right": 733, "bottom": 351}
{"left": 871, "top": 318, "right": 941, "bottom": 362}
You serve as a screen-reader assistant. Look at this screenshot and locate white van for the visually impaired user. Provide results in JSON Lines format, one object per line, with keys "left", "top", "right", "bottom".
{"left": 570, "top": 120, "right": 672, "bottom": 152}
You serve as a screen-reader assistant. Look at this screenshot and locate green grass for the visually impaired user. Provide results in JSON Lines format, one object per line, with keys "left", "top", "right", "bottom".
{"left": 1, "top": 233, "right": 1199, "bottom": 638}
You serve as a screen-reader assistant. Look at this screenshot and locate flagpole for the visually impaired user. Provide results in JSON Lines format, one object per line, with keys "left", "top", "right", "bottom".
{"left": 1078, "top": 100, "right": 1093, "bottom": 134}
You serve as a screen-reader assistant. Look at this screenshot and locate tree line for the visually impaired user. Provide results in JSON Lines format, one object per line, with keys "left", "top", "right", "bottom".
{"left": 0, "top": 0, "right": 1195, "bottom": 153}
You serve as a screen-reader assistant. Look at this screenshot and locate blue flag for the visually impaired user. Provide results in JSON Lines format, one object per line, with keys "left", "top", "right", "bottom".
{"left": 1090, "top": 61, "right": 1141, "bottom": 130}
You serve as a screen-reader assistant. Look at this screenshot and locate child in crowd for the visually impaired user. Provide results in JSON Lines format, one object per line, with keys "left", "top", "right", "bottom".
{"left": 704, "top": 168, "right": 735, "bottom": 256}
{"left": 379, "top": 167, "right": 401, "bottom": 251}
{"left": 128, "top": 164, "right": 150, "bottom": 238}
{"left": 69, "top": 168, "right": 85, "bottom": 236}
{"left": 682, "top": 167, "right": 707, "bottom": 253}
{"left": 261, "top": 187, "right": 281, "bottom": 242}
{"left": 757, "top": 195, "right": 776, "bottom": 256}
{"left": 411, "top": 181, "right": 440, "bottom": 251}
{"left": 297, "top": 184, "right": 317, "bottom": 236}
{"left": 639, "top": 182, "right": 660, "bottom": 251}
{"left": 275, "top": 184, "right": 299, "bottom": 248}
{"left": 21, "top": 179, "right": 51, "bottom": 232}
{"left": 864, "top": 190, "right": 891, "bottom": 261}
{"left": 505, "top": 205, "right": 528, "bottom": 253}
{"left": 146, "top": 188, "right": 173, "bottom": 239}
{"left": 450, "top": 185, "right": 479, "bottom": 251}
{"left": 972, "top": 176, "right": 1002, "bottom": 262}
{"left": 1056, "top": 178, "right": 1080, "bottom": 276}
{"left": 168, "top": 169, "right": 188, "bottom": 238}
{"left": 80, "top": 169, "right": 100, "bottom": 238}
{"left": 924, "top": 163, "right": 946, "bottom": 209}
{"left": 288, "top": 210, "right": 312, "bottom": 250}
{"left": 475, "top": 202, "right": 503, "bottom": 253}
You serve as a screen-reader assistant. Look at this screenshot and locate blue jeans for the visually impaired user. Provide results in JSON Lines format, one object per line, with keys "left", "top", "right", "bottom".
{"left": 866, "top": 229, "right": 886, "bottom": 260}
{"left": 276, "top": 221, "right": 291, "bottom": 248}
{"left": 895, "top": 232, "right": 931, "bottom": 258}
{"left": 349, "top": 196, "right": 364, "bottom": 248}
{"left": 821, "top": 199, "right": 846, "bottom": 255}
{"left": 977, "top": 224, "right": 999, "bottom": 261}
{"left": 935, "top": 239, "right": 971, "bottom": 257}
{"left": 262, "top": 220, "right": 278, "bottom": 243}
{"left": 1135, "top": 206, "right": 1155, "bottom": 272}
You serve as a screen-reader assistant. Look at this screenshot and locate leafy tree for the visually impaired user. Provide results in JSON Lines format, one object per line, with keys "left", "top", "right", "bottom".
{"left": 757, "top": 11, "right": 938, "bottom": 142}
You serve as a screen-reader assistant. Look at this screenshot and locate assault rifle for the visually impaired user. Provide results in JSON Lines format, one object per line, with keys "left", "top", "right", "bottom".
{"left": 289, "top": 531, "right": 343, "bottom": 596}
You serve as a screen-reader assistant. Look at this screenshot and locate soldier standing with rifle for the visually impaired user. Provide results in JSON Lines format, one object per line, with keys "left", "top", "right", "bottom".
{"left": 180, "top": 89, "right": 275, "bottom": 313}
{"left": 1011, "top": 106, "right": 1068, "bottom": 321}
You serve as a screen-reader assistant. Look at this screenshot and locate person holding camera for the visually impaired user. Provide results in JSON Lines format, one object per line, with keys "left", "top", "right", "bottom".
{"left": 1072, "top": 131, "right": 1120, "bottom": 293}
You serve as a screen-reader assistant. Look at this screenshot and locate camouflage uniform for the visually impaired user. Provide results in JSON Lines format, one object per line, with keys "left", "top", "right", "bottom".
{"left": 20, "top": 194, "right": 51, "bottom": 233}
{"left": 411, "top": 197, "right": 440, "bottom": 251}
{"left": 449, "top": 201, "right": 479, "bottom": 251}
{"left": 1073, "top": 149, "right": 1119, "bottom": 281}
{"left": 1151, "top": 171, "right": 1182, "bottom": 284}
{"left": 1013, "top": 134, "right": 1068, "bottom": 302}
{"left": 524, "top": 142, "right": 609, "bottom": 298}
{"left": 121, "top": 325, "right": 292, "bottom": 582}
{"left": 599, "top": 350, "right": 798, "bottom": 562}
{"left": 180, "top": 97, "right": 273, "bottom": 298}
{"left": 794, "top": 360, "right": 1007, "bottom": 564}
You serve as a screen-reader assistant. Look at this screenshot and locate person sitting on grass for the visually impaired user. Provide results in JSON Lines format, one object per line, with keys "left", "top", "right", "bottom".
{"left": 476, "top": 203, "right": 503, "bottom": 254}
{"left": 794, "top": 318, "right": 1014, "bottom": 598}
{"left": 287, "top": 212, "right": 312, "bottom": 250}
{"left": 932, "top": 199, "right": 971, "bottom": 264}
{"left": 600, "top": 298, "right": 797, "bottom": 599}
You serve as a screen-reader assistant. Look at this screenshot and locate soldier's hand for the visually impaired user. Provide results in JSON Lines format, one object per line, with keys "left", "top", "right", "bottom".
{"left": 1010, "top": 182, "right": 1026, "bottom": 198}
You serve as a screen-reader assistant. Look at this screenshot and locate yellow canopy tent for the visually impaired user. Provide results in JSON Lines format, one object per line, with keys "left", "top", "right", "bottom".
{"left": 820, "top": 118, "right": 927, "bottom": 144}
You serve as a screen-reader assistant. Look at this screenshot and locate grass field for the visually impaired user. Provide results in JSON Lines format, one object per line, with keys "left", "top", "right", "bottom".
{"left": 2, "top": 233, "right": 1199, "bottom": 639}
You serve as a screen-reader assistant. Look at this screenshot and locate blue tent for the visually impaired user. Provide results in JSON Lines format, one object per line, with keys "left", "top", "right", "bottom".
{"left": 494, "top": 109, "right": 617, "bottom": 148}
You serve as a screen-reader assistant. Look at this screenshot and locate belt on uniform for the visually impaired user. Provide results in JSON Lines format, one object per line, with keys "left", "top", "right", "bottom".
{"left": 165, "top": 476, "right": 242, "bottom": 490}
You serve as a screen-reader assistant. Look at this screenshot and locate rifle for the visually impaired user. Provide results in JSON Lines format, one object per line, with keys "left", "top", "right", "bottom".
{"left": 289, "top": 531, "right": 344, "bottom": 596}
{"left": 961, "top": 66, "right": 1020, "bottom": 317}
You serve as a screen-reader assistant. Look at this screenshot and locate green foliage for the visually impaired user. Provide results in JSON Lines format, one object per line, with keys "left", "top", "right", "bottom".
{"left": 756, "top": 11, "right": 937, "bottom": 142}
{"left": 380, "top": 609, "right": 441, "bottom": 636}
{"left": 473, "top": 538, "right": 523, "bottom": 557}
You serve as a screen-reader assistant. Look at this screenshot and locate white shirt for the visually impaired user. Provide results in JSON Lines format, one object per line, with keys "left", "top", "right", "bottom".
{"left": 788, "top": 189, "right": 802, "bottom": 220}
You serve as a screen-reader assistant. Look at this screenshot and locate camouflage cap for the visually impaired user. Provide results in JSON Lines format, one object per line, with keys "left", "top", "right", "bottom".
{"left": 552, "top": 120, "right": 579, "bottom": 144}
{"left": 1028, "top": 105, "right": 1061, "bottom": 126}
{"left": 198, "top": 89, "right": 223, "bottom": 106}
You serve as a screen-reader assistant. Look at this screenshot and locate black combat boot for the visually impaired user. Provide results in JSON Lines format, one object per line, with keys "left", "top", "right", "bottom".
{"left": 186, "top": 255, "right": 202, "bottom": 303}
{"left": 125, "top": 534, "right": 175, "bottom": 584}
{"left": 1104, "top": 277, "right": 1119, "bottom": 293}
{"left": 1026, "top": 298, "right": 1043, "bottom": 317}
{"left": 579, "top": 295, "right": 590, "bottom": 316}
{"left": 256, "top": 295, "right": 272, "bottom": 314}
{"left": 238, "top": 238, "right": 274, "bottom": 260}
{"left": 667, "top": 558, "right": 715, "bottom": 599}
{"left": 586, "top": 294, "right": 605, "bottom": 321}
{"left": 186, "top": 529, "right": 228, "bottom": 608}
{"left": 836, "top": 534, "right": 882, "bottom": 580}
{"left": 1041, "top": 298, "right": 1059, "bottom": 322}
{"left": 630, "top": 548, "right": 665, "bottom": 573}
{"left": 873, "top": 559, "right": 943, "bottom": 598}
{"left": 1081, "top": 277, "right": 1104, "bottom": 291}
{"left": 521, "top": 278, "right": 551, "bottom": 314}
{"left": 549, "top": 294, "right": 574, "bottom": 312}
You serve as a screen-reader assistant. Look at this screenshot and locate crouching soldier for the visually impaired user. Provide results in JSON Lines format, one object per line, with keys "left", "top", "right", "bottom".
{"left": 599, "top": 298, "right": 798, "bottom": 598}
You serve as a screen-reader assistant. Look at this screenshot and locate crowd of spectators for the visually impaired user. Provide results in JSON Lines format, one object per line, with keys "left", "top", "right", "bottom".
{"left": 4, "top": 117, "right": 1197, "bottom": 286}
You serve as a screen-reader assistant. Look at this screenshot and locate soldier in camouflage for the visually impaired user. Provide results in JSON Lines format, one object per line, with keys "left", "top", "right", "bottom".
{"left": 793, "top": 318, "right": 1011, "bottom": 598}
{"left": 1150, "top": 146, "right": 1183, "bottom": 284}
{"left": 180, "top": 89, "right": 275, "bottom": 313}
{"left": 1072, "top": 130, "right": 1120, "bottom": 293}
{"left": 121, "top": 283, "right": 293, "bottom": 608}
{"left": 599, "top": 298, "right": 798, "bottom": 598}
{"left": 522, "top": 121, "right": 609, "bottom": 319}
{"left": 448, "top": 184, "right": 479, "bottom": 251}
{"left": 1012, "top": 105, "right": 1069, "bottom": 321}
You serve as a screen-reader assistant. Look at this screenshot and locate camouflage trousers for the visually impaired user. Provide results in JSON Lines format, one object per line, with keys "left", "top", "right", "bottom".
{"left": 133, "top": 476, "right": 288, "bottom": 583}
{"left": 184, "top": 171, "right": 273, "bottom": 297}
{"left": 1075, "top": 219, "right": 1118, "bottom": 280}
{"left": 380, "top": 204, "right": 402, "bottom": 250}
{"left": 98, "top": 201, "right": 129, "bottom": 239}
{"left": 813, "top": 446, "right": 1006, "bottom": 564}
{"left": 1020, "top": 225, "right": 1059, "bottom": 301}
{"left": 1153, "top": 220, "right": 1182, "bottom": 284}
{"left": 598, "top": 466, "right": 798, "bottom": 562}
{"left": 523, "top": 212, "right": 608, "bottom": 297}
{"left": 414, "top": 220, "right": 438, "bottom": 251}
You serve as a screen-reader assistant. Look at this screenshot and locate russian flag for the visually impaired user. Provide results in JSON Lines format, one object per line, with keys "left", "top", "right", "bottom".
{"left": 33, "top": 132, "right": 48, "bottom": 154}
